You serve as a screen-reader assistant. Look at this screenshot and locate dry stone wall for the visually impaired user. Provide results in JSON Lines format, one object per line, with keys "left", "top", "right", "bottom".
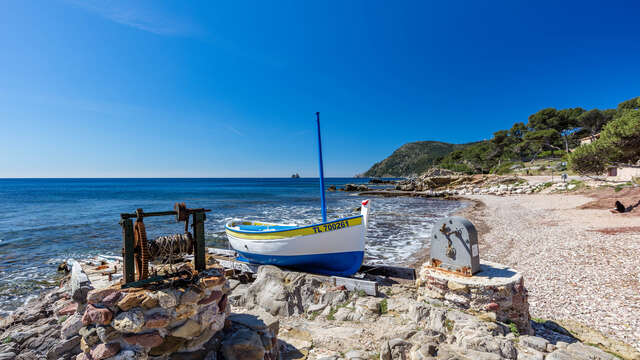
{"left": 75, "top": 268, "right": 229, "bottom": 360}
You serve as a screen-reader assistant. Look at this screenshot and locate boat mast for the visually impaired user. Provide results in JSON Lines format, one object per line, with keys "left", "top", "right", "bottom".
{"left": 316, "top": 112, "right": 327, "bottom": 223}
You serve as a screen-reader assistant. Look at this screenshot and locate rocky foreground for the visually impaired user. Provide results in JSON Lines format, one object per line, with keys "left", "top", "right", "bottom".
{"left": 230, "top": 266, "right": 632, "bottom": 360}
{"left": 0, "top": 262, "right": 637, "bottom": 360}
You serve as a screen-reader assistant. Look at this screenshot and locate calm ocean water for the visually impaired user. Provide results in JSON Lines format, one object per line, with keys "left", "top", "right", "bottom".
{"left": 0, "top": 178, "right": 464, "bottom": 314}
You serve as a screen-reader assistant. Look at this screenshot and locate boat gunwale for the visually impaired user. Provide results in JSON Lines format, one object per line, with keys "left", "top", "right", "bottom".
{"left": 225, "top": 214, "right": 363, "bottom": 234}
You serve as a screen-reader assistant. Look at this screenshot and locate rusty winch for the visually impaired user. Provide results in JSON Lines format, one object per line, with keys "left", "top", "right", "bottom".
{"left": 119, "top": 203, "right": 210, "bottom": 286}
{"left": 429, "top": 216, "right": 480, "bottom": 276}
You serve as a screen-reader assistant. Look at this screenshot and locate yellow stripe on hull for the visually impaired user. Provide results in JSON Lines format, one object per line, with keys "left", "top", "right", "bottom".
{"left": 226, "top": 216, "right": 363, "bottom": 240}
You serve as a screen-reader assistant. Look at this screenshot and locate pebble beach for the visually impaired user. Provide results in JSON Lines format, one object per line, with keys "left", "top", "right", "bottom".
{"left": 458, "top": 192, "right": 640, "bottom": 351}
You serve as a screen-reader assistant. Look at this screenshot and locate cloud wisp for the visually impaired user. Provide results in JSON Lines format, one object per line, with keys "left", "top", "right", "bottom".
{"left": 225, "top": 125, "right": 244, "bottom": 136}
{"left": 66, "top": 0, "right": 196, "bottom": 36}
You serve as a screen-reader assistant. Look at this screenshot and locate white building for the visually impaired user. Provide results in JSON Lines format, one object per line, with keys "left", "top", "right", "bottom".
{"left": 606, "top": 165, "right": 640, "bottom": 181}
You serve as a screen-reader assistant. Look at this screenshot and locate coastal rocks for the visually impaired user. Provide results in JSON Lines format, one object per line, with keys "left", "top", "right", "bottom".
{"left": 393, "top": 173, "right": 540, "bottom": 197}
{"left": 237, "top": 265, "right": 349, "bottom": 317}
{"left": 221, "top": 328, "right": 265, "bottom": 360}
{"left": 220, "top": 311, "right": 280, "bottom": 360}
{"left": 228, "top": 265, "right": 635, "bottom": 360}
{"left": 70, "top": 260, "right": 93, "bottom": 304}
{"left": 60, "top": 313, "right": 84, "bottom": 339}
{"left": 58, "top": 302, "right": 78, "bottom": 316}
{"left": 340, "top": 184, "right": 370, "bottom": 192}
{"left": 0, "top": 285, "right": 83, "bottom": 360}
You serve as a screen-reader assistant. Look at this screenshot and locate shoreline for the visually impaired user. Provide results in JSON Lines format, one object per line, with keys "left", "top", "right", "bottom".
{"left": 398, "top": 186, "right": 639, "bottom": 355}
{"left": 2, "top": 189, "right": 640, "bottom": 359}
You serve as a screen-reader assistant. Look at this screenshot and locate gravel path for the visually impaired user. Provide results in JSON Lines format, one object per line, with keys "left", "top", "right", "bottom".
{"left": 460, "top": 194, "right": 640, "bottom": 351}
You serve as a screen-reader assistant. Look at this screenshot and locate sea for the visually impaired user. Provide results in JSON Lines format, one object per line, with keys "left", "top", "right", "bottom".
{"left": 0, "top": 178, "right": 465, "bottom": 314}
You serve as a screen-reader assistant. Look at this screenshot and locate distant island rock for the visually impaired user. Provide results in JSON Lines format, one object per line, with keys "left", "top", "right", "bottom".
{"left": 291, "top": 173, "right": 300, "bottom": 178}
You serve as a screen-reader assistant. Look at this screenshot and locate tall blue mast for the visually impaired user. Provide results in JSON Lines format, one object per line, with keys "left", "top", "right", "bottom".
{"left": 316, "top": 112, "right": 327, "bottom": 222}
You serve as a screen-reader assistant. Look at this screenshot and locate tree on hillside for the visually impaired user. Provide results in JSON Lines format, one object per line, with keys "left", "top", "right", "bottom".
{"left": 508, "top": 122, "right": 527, "bottom": 139}
{"left": 577, "top": 109, "right": 615, "bottom": 136}
{"left": 527, "top": 107, "right": 584, "bottom": 152}
{"left": 569, "top": 110, "right": 640, "bottom": 174}
{"left": 616, "top": 96, "right": 640, "bottom": 112}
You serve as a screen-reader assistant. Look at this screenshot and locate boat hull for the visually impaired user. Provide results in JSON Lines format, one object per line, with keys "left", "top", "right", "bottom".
{"left": 235, "top": 250, "right": 364, "bottom": 276}
{"left": 225, "top": 215, "right": 365, "bottom": 276}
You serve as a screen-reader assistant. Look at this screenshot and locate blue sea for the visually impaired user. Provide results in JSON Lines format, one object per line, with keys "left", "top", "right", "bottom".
{"left": 0, "top": 178, "right": 464, "bottom": 314}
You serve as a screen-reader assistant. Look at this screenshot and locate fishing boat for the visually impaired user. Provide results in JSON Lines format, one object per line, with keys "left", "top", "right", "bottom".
{"left": 225, "top": 112, "right": 370, "bottom": 276}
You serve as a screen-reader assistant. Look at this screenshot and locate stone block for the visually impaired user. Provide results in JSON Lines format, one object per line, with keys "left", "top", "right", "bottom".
{"left": 149, "top": 336, "right": 186, "bottom": 356}
{"left": 221, "top": 328, "right": 265, "bottom": 360}
{"left": 116, "top": 292, "right": 147, "bottom": 311}
{"left": 87, "top": 288, "right": 120, "bottom": 305}
{"left": 90, "top": 342, "right": 121, "bottom": 360}
{"left": 145, "top": 312, "right": 171, "bottom": 329}
{"left": 60, "top": 313, "right": 83, "bottom": 339}
{"left": 82, "top": 304, "right": 113, "bottom": 326}
{"left": 519, "top": 335, "right": 549, "bottom": 353}
{"left": 171, "top": 319, "right": 202, "bottom": 339}
{"left": 124, "top": 331, "right": 164, "bottom": 348}
{"left": 112, "top": 308, "right": 145, "bottom": 333}
{"left": 198, "top": 290, "right": 223, "bottom": 306}
{"left": 70, "top": 260, "right": 92, "bottom": 303}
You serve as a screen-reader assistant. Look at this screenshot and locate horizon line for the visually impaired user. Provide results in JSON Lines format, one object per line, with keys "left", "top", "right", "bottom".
{"left": 0, "top": 176, "right": 378, "bottom": 179}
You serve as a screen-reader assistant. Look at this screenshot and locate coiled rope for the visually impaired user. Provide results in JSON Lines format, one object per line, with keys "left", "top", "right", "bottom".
{"left": 149, "top": 233, "right": 194, "bottom": 263}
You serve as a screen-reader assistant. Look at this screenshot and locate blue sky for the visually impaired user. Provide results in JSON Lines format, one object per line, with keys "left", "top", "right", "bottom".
{"left": 1, "top": 1, "right": 639, "bottom": 177}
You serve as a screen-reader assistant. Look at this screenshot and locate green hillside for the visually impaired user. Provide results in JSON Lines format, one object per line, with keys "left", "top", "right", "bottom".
{"left": 362, "top": 141, "right": 471, "bottom": 177}
{"left": 362, "top": 95, "right": 639, "bottom": 177}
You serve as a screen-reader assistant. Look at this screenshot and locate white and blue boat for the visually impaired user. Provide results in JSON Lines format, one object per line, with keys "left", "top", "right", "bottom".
{"left": 225, "top": 112, "right": 370, "bottom": 276}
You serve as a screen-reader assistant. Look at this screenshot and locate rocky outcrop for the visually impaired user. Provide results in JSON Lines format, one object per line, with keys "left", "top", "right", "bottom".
{"left": 0, "top": 284, "right": 80, "bottom": 360}
{"left": 340, "top": 184, "right": 371, "bottom": 192}
{"left": 230, "top": 266, "right": 633, "bottom": 360}
{"left": 231, "top": 265, "right": 349, "bottom": 317}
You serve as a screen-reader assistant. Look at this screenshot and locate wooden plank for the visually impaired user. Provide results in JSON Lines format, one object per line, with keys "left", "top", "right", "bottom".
{"left": 214, "top": 257, "right": 261, "bottom": 273}
{"left": 332, "top": 276, "right": 377, "bottom": 296}
{"left": 207, "top": 248, "right": 238, "bottom": 257}
{"left": 359, "top": 264, "right": 416, "bottom": 280}
{"left": 97, "top": 255, "right": 123, "bottom": 262}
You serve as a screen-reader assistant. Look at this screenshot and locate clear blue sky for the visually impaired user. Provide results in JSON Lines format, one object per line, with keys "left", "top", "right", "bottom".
{"left": 1, "top": 1, "right": 639, "bottom": 177}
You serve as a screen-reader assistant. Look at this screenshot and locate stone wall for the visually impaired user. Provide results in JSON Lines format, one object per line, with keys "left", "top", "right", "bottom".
{"left": 417, "top": 260, "right": 532, "bottom": 335}
{"left": 70, "top": 267, "right": 230, "bottom": 360}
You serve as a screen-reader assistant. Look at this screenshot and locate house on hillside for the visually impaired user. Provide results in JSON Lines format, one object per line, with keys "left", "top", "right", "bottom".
{"left": 605, "top": 164, "right": 640, "bottom": 181}
{"left": 579, "top": 133, "right": 600, "bottom": 146}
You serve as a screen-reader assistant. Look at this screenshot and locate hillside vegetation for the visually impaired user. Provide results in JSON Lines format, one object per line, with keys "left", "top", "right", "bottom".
{"left": 363, "top": 96, "right": 640, "bottom": 177}
{"left": 362, "top": 141, "right": 472, "bottom": 177}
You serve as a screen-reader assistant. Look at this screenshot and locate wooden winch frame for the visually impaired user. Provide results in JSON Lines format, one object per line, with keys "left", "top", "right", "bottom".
{"left": 119, "top": 202, "right": 210, "bottom": 286}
